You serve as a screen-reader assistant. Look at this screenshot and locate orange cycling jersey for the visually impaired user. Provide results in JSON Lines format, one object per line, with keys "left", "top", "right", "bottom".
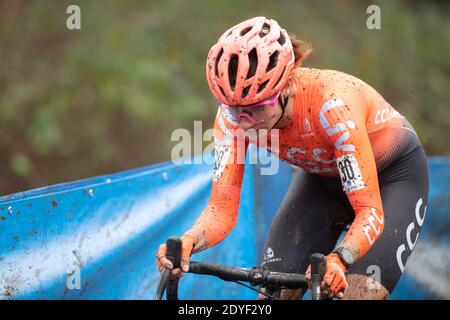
{"left": 189, "top": 67, "right": 419, "bottom": 261}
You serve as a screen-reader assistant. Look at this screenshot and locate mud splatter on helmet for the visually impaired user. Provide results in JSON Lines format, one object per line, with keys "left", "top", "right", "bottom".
{"left": 206, "top": 16, "right": 295, "bottom": 106}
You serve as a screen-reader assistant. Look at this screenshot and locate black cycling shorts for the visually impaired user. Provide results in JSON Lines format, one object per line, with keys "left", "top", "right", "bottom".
{"left": 260, "top": 144, "right": 429, "bottom": 295}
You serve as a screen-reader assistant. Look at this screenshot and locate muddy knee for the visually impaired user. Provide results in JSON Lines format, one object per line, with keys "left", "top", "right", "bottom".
{"left": 343, "top": 274, "right": 389, "bottom": 300}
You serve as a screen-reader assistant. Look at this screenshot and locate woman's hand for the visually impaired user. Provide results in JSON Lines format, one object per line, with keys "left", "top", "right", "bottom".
{"left": 306, "top": 253, "right": 348, "bottom": 299}
{"left": 156, "top": 234, "right": 196, "bottom": 279}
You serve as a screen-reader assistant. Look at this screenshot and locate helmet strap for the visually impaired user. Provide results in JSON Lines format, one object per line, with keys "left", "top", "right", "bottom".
{"left": 271, "top": 93, "right": 289, "bottom": 129}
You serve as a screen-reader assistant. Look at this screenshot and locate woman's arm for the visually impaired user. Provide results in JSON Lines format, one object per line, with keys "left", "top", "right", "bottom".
{"left": 318, "top": 95, "right": 384, "bottom": 261}
{"left": 184, "top": 112, "right": 248, "bottom": 253}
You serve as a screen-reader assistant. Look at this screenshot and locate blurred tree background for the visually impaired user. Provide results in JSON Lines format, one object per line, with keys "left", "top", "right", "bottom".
{"left": 0, "top": 0, "right": 449, "bottom": 195}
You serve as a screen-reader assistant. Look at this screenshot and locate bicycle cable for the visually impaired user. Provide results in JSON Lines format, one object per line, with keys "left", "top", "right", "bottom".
{"left": 234, "top": 281, "right": 276, "bottom": 300}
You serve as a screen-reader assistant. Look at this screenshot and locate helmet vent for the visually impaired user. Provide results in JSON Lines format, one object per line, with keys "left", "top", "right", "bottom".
{"left": 277, "top": 33, "right": 286, "bottom": 45}
{"left": 215, "top": 48, "right": 224, "bottom": 77}
{"left": 242, "top": 85, "right": 251, "bottom": 98}
{"left": 267, "top": 50, "right": 279, "bottom": 72}
{"left": 228, "top": 54, "right": 239, "bottom": 90}
{"left": 257, "top": 79, "right": 270, "bottom": 93}
{"left": 259, "top": 23, "right": 271, "bottom": 38}
{"left": 218, "top": 85, "right": 227, "bottom": 99}
{"left": 240, "top": 27, "right": 252, "bottom": 36}
{"left": 246, "top": 48, "right": 258, "bottom": 80}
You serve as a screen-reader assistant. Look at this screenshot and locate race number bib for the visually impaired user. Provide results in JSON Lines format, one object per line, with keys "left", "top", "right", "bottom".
{"left": 337, "top": 154, "right": 365, "bottom": 192}
{"left": 213, "top": 145, "right": 231, "bottom": 181}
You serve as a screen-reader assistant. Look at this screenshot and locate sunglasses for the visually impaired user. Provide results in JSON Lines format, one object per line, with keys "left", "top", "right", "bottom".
{"left": 218, "top": 92, "right": 281, "bottom": 125}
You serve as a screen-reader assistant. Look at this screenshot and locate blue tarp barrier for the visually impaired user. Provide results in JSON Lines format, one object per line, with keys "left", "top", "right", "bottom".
{"left": 0, "top": 153, "right": 449, "bottom": 300}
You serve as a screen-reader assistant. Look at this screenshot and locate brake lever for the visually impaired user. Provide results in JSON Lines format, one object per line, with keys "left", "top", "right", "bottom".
{"left": 154, "top": 237, "right": 182, "bottom": 300}
{"left": 154, "top": 268, "right": 170, "bottom": 300}
{"left": 310, "top": 253, "right": 327, "bottom": 300}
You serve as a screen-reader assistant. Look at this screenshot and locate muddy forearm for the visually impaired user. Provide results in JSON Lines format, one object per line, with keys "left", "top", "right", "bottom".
{"left": 184, "top": 200, "right": 240, "bottom": 253}
{"left": 339, "top": 207, "right": 385, "bottom": 261}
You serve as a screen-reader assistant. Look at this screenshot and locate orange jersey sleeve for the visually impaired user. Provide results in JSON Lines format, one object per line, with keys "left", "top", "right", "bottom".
{"left": 315, "top": 92, "right": 384, "bottom": 259}
{"left": 186, "top": 109, "right": 248, "bottom": 252}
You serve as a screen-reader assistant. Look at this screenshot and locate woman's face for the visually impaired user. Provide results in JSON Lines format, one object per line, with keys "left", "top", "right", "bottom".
{"left": 237, "top": 102, "right": 283, "bottom": 131}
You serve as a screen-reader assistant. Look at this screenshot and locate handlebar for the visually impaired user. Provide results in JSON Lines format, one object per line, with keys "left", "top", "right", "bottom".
{"left": 188, "top": 261, "right": 308, "bottom": 289}
{"left": 155, "top": 237, "right": 327, "bottom": 300}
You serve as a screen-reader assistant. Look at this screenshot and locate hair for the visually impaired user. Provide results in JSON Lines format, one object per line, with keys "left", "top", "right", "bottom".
{"left": 289, "top": 34, "right": 313, "bottom": 67}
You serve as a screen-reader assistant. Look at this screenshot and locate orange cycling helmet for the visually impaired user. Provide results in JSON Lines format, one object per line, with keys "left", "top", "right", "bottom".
{"left": 206, "top": 16, "right": 295, "bottom": 106}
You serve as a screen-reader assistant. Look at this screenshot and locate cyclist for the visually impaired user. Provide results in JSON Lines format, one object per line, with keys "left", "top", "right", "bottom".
{"left": 156, "top": 17, "right": 429, "bottom": 299}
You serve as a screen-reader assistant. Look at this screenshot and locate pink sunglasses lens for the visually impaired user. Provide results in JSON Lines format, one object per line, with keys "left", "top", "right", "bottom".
{"left": 243, "top": 92, "right": 280, "bottom": 108}
{"left": 219, "top": 92, "right": 280, "bottom": 123}
{"left": 220, "top": 104, "right": 241, "bottom": 122}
